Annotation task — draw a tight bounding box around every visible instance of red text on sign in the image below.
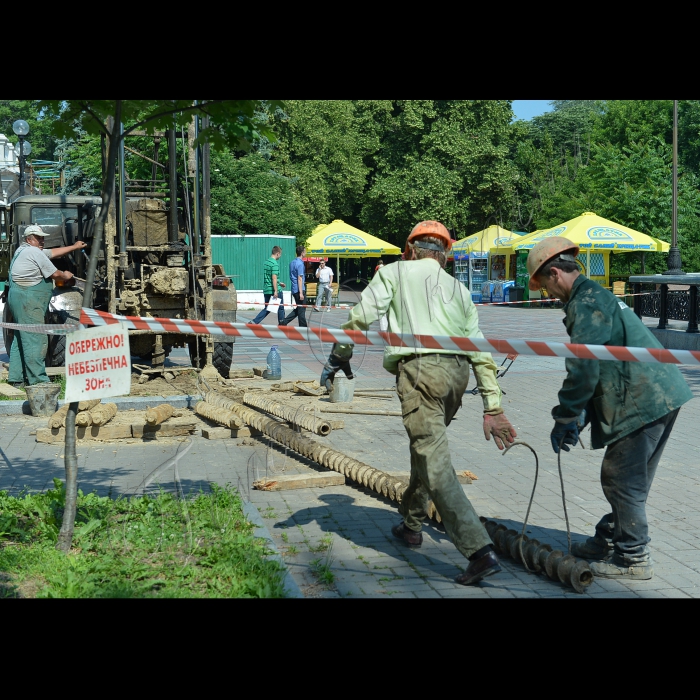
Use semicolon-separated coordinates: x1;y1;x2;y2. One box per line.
85;377;112;391
69;334;124;355
67;355;129;376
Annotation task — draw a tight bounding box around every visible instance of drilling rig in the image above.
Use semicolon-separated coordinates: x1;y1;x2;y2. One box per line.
1;116;237;377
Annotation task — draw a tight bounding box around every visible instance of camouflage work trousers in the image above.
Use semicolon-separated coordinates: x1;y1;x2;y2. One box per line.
397;354;492;560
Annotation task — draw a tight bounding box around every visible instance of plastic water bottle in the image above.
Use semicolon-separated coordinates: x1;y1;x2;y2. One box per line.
266;345;281;380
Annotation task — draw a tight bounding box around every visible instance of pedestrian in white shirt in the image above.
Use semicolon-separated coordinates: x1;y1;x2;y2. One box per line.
314;260;334;312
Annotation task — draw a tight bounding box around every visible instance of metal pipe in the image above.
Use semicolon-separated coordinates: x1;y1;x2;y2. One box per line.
673;99;678;250
317;406;402;416
18;137;25;197
118;122;127;258
481;517;594;594
210;393;410;503
243;392;332;436
167;129;179;244
193;113;201;253
664;99;684;275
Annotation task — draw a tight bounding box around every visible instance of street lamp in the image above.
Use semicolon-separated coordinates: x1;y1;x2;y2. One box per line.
12;119;31;197
664;100;685;275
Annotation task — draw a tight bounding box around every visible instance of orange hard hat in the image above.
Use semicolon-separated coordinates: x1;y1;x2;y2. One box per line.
527;236;579;291
405;220;452;258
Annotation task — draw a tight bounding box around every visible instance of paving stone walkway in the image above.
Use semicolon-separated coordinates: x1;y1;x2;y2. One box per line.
1;303;699;598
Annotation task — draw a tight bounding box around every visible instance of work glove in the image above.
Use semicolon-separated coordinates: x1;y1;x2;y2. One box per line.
483;413;517;450
550;420;579;453
321;343;354;392
550;406;591;453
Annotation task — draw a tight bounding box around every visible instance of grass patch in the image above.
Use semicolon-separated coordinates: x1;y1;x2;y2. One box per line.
51;374;66;400
0;374;65;401
0;480;287;598
0;377;24;400
310;537;335;586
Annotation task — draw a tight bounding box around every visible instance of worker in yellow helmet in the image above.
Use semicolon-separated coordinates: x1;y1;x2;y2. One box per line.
527;236;692;580
321;220;517;586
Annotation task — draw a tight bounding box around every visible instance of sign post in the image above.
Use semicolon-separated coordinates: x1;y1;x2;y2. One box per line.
65;323;131;402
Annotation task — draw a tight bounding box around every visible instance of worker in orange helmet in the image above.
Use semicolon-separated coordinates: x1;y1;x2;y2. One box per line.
527;236;692;580
321;220;517;586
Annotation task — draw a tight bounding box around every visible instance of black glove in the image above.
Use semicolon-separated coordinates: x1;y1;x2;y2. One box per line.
551;420;579;453
321;343;354;392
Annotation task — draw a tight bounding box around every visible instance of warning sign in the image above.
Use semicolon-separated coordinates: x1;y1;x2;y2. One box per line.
65;323;131;402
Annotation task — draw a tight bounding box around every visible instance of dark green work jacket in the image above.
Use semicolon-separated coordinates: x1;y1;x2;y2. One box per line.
555;275;693;449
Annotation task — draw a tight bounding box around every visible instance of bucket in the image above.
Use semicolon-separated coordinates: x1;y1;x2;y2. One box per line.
25;383;61;417
328;376;355;403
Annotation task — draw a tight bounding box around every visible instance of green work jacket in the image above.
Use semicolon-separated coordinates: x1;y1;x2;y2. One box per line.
555;275;693;449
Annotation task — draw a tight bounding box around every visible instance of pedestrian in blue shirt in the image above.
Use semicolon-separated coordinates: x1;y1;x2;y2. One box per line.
280;245;308;327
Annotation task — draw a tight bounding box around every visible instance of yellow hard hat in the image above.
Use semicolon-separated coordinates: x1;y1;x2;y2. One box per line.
527;236;579;291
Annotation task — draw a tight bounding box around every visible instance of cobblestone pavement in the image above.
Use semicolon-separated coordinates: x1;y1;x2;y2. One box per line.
2;302;699;598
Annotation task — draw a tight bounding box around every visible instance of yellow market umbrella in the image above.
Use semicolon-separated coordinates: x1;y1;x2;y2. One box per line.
305;219;400;288
305;219;400;257
495;213;664;286
613;236;670;254
652;237;671;252
505;213;660;253
451;225;520;257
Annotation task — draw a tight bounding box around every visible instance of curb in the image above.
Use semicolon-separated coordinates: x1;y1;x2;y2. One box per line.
242;500;304;599
0;394;200;416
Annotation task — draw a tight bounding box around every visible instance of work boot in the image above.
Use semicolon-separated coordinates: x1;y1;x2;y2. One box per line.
571;536;613;561
391;522;422;548
455;550;501;586
9;382;25;389
590;558;654;580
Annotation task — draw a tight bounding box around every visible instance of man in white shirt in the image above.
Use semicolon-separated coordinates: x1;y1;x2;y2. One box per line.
7;224;84;387
314;260;334;312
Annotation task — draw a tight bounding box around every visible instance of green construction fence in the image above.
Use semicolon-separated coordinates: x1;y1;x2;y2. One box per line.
211;235;297;291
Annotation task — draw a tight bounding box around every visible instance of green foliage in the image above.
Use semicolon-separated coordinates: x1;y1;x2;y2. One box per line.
270;100;388;224
585;137;700;273
51;373;66;400
309;536;335;586
360;100;517;244
0;481;286;598
210;151;313;238
593;100;673;150
0;100;57;161
506;99;700;274
27;98;700;272
38;100;282;153
54;133;102;196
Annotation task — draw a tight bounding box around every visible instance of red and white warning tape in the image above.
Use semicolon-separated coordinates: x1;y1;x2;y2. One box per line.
0;321;81;335
80;308;700;367
239;291;653;310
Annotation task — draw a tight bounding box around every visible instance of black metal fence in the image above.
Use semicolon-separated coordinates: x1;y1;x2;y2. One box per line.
632;282;700;333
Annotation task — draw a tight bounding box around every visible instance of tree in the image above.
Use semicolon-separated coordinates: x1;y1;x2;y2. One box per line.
506;101;603;232
54;132;102;196
210;150;312;238
585;137;700;274
0;100;57;161
361;100;517;244
269;100;382;225
39;99;282;553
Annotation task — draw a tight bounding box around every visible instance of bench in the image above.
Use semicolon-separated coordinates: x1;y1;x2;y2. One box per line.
304;282;338;308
